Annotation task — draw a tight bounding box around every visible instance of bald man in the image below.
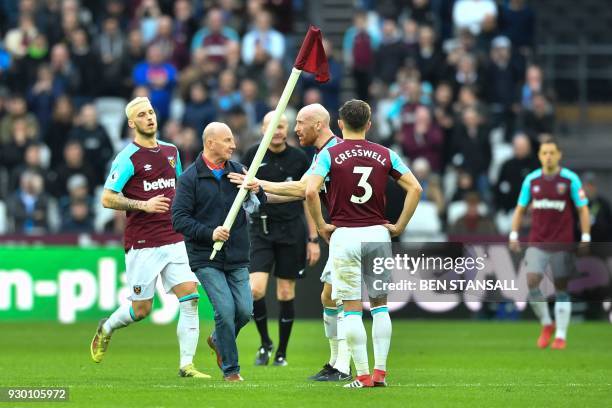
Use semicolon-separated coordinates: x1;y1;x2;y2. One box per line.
91;97;209;379
242;111;319;367
228;104;352;382
172;122;267;381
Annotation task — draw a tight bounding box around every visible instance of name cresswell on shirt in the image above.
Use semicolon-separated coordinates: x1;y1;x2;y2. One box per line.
333;148;387;166
143;177;176;191
532;198;566;212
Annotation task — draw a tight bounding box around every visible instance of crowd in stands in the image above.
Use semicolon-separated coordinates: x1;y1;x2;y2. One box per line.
0;0;610;242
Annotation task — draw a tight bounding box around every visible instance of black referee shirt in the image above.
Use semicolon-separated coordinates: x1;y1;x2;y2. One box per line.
242;143;310;222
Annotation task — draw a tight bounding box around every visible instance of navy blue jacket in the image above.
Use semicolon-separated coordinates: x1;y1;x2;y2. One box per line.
172;155;266;271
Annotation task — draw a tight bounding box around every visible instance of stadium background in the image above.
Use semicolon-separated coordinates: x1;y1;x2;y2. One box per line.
1;0;610;323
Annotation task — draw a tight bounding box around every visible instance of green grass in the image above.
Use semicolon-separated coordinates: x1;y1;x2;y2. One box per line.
1;320;611;407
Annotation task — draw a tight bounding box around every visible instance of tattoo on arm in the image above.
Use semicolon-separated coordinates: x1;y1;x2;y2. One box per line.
104;191;146;212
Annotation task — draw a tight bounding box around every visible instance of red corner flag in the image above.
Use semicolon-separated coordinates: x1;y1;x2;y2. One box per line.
294;26;330;83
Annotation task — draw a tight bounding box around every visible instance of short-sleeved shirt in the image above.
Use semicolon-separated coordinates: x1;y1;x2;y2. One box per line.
243;144;309;221
104;140;184;250
517;168;588;243
310;139;410;227
305;135;343;209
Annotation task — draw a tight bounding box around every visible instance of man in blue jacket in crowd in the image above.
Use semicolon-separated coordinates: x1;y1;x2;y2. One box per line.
172;121;266;382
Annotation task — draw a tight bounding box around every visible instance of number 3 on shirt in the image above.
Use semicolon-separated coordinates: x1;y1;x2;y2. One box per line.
351;166;373;204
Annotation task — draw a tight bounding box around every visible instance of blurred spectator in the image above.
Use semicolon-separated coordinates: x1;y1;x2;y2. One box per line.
451;107;491;197
58;173;93;222
100;0;129;30
449;191;497;234
120;28;145;94
95;17;125;96
520;64;551;109
582;173;612;243
0;43;11;84
175;126;201;168
0;119;37;173
132;44;177;125
454;85;487;119
177;48;216;99
452;53;480;97
451;168;476;202
223;106;257;158
69;28;98;101
401;106;444;172
49;43;81;97
190;8;239;73
182;81;217;136
416;24;447;87
135;0;162;44
452;0;497;36
67;104;113;185
498;0;535;55
239;78;269;130
61;198;93;233
3;13;38;58
45;95;75;168
241;9;286;68
401;18;420;53
0;94;39;145
518;93;555;140
483;36;523;139
374;19;408;86
408;0;434;25
264;0;294;34
27;64;64;129
393;77;426;144
149;14;189;70
9;141;45;192
215;69;241;113
412;157;445;215
6;170;50;234
48;139;96;198
173;0;198;46
494;133;538;212
301;39;343;113
343;10;380;101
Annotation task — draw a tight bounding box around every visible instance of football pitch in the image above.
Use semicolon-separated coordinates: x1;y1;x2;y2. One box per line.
1;320;611;407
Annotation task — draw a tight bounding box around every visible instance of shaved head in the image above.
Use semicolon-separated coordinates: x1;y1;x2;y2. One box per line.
203;121;232;142
297;103;330;127
262;111;288;130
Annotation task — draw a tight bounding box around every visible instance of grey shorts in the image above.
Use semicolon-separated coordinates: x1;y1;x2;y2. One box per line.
523;247;576;278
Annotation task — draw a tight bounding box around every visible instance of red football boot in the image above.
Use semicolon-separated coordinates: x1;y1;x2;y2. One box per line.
551;338;566;350
372;369;387;387
537;324;555;349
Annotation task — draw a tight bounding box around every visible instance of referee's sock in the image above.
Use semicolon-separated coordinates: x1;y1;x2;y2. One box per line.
253;297;272;347
276;299;295;358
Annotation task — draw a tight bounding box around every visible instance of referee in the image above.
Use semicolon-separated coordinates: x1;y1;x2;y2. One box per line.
243;111;321;366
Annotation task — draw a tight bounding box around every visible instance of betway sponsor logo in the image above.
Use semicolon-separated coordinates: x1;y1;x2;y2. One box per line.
532;198;566;212
143;178;175;191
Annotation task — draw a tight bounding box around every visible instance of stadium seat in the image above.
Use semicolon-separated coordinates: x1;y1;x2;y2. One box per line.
0;200;7;234
95;97;127;150
446;200;488;226
401;201;442;241
94;186;115;233
488;143;514;184
495;210;514;235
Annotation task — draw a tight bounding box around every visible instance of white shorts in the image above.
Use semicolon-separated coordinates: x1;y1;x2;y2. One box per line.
329;225;391;302
320;257;333;284
125;241;199;301
523;247;576;279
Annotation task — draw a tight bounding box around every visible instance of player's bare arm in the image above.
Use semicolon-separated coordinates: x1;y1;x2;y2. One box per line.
101;189;170;213
578;205;591;248
386;172;423;237
304;201;321;266
509;205;526;252
305;174;335;242
266;193;303;204
228;171;307;198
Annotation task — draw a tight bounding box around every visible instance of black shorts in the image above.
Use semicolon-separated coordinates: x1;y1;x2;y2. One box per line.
249;217;307;279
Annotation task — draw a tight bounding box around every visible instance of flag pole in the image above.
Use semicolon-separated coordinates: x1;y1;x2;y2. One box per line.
210;67;303;260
